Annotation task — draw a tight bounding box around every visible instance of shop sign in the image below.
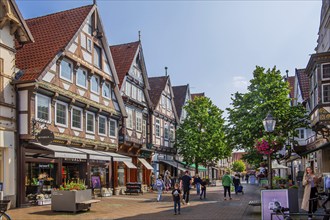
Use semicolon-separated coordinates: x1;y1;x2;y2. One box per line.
36;129;54;146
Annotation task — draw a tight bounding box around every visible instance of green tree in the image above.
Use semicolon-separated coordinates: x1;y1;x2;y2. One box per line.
231;160;246;173
226;66;309;165
176;96;230;174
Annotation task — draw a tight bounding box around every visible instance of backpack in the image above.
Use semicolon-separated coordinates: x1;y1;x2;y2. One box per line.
326;177;330;189
156;179;163;187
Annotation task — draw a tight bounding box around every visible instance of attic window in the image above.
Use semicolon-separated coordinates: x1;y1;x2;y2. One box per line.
93;45;102;69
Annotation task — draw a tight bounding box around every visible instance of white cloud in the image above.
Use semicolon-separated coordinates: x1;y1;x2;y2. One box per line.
232;76;249;91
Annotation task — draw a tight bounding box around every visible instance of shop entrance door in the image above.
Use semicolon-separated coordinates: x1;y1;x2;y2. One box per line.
62;162;85;184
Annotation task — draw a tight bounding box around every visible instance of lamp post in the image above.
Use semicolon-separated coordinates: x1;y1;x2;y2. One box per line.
263;113;276;189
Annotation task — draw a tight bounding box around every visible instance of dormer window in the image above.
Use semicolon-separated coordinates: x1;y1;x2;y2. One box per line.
60;59;73;82
322;63;330;80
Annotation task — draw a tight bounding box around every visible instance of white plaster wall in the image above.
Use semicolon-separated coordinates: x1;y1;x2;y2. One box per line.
68;43;77;53
42;72;55;83
0;131;15;196
18;90;28;111
82;51;92;64
19;114;28;134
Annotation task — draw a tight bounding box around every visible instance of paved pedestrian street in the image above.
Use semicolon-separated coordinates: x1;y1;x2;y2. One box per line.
7;183;261;220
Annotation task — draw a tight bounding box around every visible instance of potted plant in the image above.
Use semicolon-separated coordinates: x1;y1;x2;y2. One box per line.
51;179;91;212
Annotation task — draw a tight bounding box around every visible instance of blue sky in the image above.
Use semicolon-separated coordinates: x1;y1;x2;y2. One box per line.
17;0;321;117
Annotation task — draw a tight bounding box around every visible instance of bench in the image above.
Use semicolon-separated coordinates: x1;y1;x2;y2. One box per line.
248;200;261;206
76;199;100;213
125;182;143;195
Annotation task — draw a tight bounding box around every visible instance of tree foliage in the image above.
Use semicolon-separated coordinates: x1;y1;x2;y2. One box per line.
231;160;246;173
226;66;309;166
176;96;230;174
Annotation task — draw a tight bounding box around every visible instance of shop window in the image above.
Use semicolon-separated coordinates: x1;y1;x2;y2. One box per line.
102;82;111;99
86;111;95;134
60;59;73;82
109;119;117;137
71;107;82;130
98;115;107;136
118;162;125;186
91;75;99;94
91;166;108;187
76;68;87;88
55;101;68;127
36;94;51;123
136;111;142;132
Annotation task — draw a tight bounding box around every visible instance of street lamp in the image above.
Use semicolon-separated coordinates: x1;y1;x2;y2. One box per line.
263;113;276;189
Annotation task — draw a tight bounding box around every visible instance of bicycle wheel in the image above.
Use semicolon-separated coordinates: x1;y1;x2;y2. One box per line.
0;211;11;220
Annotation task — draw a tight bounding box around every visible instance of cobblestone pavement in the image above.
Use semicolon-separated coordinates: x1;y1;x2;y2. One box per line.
7;183;262;220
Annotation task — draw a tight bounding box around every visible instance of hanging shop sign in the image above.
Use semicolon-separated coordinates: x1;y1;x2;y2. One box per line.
36;129;54;146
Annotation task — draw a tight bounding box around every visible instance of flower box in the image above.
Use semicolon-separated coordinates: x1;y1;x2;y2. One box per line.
51;189;92;212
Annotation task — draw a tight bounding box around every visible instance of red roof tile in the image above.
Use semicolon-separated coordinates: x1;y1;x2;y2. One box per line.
296;68;309;101
110;41;140;88
16;5;93;82
148;76;168;107
173;85;188;119
191;93;205;100
287;76;295;99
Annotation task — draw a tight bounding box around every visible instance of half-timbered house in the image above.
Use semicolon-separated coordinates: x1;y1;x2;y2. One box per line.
0;0;33;207
148;76;178;177
110;41;154;190
15;4;127;206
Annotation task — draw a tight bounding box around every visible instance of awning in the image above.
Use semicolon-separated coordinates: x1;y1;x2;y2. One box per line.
32;143;87;159
101;151;132;162
72;148;111;161
181;161;207;171
159;160;193;172
299;142;330;157
272;161;289;169
138;158;153;170
123;161;137;169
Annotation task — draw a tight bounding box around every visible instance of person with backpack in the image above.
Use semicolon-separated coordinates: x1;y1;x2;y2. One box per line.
156;175;165;202
172;183;181;215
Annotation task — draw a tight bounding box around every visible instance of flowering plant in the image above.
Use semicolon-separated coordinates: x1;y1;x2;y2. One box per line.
255;137;282;155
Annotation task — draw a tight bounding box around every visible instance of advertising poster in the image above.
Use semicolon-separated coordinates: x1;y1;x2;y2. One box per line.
91;175;101;189
261;189;289;220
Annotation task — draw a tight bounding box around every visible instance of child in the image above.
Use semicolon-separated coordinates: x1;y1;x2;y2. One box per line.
172;183;181;215
200;178;207;200
156;175;164;202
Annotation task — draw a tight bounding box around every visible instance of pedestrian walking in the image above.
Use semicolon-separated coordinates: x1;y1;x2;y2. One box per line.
301;167;322;220
180;170;192;205
172;183;181;215
156;175;165;202
245;173;249;184
150;172;155;192
233;174;241;194
222;171;233;200
194;174;202;195
200;178;207;200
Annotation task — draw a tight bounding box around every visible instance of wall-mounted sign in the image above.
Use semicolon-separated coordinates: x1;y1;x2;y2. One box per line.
36;129;54;146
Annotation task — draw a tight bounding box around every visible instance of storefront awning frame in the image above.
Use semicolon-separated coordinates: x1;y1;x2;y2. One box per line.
72;147;111;161
138;158;153;170
123;161;137;169
32;143;87;159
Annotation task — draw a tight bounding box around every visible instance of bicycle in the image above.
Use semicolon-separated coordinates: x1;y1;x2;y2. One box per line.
270;201;292;220
0;200;12;220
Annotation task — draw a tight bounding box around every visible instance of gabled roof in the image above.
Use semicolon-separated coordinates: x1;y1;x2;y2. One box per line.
287;76;295;100
110;41;140;88
148;76;169;107
172;85;188;119
16;5;94;82
191;93;205;101
296;68;309;101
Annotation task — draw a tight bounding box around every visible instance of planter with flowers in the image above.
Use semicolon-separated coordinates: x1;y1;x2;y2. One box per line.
51;180;92;213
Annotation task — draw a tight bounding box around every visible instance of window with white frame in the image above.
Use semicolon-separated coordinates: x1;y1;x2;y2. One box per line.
296;128;305;139
137;89;143;102
132;85;137;100
323;84;330;103
164;122;169;140
155;119;160;137
94;45;102;69
102;82;111;99
136;111;142;132
71;107;82;130
87;38;92;52
167;97;172;111
170;124;174;140
162;95;166;108
86;17;93;35
55;101;68;127
86;112;95;133
36;94;51;122
142;120;146;138
125;81;131;96
126;107;133;129
322;63;330;79
98;115;107;135
76;68;87;88
91;75;99;94
109;119;117;137
60;59;73;82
